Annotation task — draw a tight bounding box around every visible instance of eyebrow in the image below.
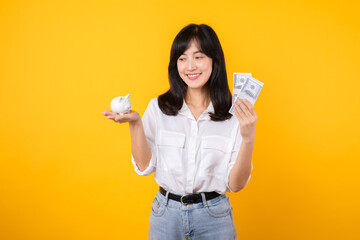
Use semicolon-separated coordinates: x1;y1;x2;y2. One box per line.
181;50;204;56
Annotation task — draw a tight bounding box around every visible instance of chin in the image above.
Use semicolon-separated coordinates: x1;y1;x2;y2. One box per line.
187;84;205;90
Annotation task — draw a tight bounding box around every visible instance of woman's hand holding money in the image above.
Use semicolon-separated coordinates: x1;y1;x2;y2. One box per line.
101;110;140;123
234;98;257;143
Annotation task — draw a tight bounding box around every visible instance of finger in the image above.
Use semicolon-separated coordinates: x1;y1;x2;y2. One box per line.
234;109;244;123
237;99;253;119
242;98;256;116
234;104;240;118
234;103;245;122
235;99;247;115
102;110;113;116
107;111;119;118
235;102;254;126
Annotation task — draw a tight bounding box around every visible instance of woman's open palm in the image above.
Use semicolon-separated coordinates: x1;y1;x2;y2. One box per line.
101;110;140;123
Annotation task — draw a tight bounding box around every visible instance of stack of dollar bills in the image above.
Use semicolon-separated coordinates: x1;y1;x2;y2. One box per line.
229;73;264;115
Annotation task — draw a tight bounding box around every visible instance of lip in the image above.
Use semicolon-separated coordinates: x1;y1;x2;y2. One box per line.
186;73;201;80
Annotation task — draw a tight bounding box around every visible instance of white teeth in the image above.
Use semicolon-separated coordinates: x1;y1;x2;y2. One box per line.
187;74;199;77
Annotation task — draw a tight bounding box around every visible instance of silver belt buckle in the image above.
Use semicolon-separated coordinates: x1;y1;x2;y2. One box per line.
180;194;190;205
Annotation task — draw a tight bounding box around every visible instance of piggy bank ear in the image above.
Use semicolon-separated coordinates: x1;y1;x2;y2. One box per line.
125;94;130;100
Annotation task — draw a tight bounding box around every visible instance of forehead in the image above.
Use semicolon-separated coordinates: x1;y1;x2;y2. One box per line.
182;40;202;55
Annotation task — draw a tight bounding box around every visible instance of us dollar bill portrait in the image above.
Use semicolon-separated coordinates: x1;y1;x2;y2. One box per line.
240;76;262;101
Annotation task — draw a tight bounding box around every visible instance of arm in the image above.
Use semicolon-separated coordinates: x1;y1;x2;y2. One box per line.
228;140;254;192
228;98;257;192
129;118;152;171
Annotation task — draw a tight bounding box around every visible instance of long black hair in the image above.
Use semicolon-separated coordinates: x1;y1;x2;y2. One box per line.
158;24;232;121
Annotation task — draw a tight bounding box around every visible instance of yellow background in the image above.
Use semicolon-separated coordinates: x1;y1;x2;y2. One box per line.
1;0;359;239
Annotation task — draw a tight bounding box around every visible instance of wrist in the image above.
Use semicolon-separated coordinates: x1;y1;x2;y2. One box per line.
129;117;141;128
242;137;255;144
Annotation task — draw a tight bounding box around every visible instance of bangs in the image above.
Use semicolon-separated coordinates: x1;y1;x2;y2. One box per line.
172;26;212;60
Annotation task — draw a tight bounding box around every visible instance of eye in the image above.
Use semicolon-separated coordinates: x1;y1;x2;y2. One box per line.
195;56;204;60
178;57;186;62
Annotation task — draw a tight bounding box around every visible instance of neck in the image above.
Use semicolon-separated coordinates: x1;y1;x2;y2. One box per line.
185;88;210;108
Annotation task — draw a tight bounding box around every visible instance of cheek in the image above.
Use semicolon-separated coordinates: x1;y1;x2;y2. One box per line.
200;60;212;72
177;63;184;74
202;64;212;76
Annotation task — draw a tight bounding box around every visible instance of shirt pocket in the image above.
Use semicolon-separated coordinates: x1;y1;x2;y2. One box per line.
156;130;186;175
200;135;232;177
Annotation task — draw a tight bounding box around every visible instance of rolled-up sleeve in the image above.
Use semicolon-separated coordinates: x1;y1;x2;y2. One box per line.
131;99;157;176
226;122;253;192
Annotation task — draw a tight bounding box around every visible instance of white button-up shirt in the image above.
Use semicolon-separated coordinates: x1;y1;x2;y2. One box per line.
131;97;252;195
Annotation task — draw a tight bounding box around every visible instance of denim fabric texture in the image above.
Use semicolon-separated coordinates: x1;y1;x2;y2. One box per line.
149;190;237;240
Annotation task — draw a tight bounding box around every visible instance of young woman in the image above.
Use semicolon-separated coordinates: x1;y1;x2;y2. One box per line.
102;24;257;240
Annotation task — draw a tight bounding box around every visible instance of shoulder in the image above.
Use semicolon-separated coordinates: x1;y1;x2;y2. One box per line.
147;97;159;110
149;97;158;105
143;97;160;116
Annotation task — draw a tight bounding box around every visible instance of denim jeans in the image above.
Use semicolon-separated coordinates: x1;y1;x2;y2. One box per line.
149;190;237;240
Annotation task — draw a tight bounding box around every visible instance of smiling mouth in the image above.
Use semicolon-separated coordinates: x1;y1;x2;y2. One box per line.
186;73;201;80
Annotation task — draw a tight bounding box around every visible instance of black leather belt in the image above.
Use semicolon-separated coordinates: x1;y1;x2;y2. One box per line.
159;187;220;205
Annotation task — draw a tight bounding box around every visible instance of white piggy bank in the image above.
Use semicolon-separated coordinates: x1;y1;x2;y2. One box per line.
110;94;132;115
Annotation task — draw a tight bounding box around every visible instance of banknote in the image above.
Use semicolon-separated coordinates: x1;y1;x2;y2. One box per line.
229;73;264;115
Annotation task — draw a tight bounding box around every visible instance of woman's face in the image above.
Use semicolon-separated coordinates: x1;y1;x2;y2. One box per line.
177;40;213;92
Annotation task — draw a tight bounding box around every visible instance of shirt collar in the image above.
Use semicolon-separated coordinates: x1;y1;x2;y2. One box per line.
178;99;214;121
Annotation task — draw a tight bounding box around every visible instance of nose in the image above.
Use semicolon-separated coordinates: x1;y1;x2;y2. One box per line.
187;58;196;71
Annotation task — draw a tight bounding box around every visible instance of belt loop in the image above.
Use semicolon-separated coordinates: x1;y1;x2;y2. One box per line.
164;190;170;206
200;192;208;207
